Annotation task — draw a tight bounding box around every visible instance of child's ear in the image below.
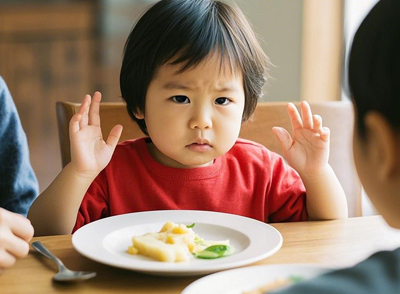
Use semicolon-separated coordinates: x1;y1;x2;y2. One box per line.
364;112;399;180
134;110;144;120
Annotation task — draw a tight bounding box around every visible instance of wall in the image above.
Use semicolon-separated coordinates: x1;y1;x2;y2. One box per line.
233;0;303;102
0;1;98;192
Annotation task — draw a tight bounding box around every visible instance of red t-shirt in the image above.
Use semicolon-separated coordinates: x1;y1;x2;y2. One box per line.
73;138;307;232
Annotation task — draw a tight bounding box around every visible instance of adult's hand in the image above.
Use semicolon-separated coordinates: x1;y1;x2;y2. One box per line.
0;207;34;270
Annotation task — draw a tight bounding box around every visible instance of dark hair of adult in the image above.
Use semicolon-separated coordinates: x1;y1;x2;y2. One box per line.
348;0;400;138
120;0;269;135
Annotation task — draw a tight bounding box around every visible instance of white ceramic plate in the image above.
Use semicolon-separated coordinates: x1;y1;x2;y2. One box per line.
182;264;335;294
72;210;282;276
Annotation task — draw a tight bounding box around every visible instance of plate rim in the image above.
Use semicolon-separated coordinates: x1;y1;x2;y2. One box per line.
72;210;283;276
181;263;336;294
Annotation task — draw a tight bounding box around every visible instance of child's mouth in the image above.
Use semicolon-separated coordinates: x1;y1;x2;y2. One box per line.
186;142;212;152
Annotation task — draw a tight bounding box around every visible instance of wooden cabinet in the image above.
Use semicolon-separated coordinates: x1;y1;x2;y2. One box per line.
0;1;99;191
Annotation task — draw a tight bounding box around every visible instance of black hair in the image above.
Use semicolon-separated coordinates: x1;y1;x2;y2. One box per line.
120;0;269;135
348;0;400;137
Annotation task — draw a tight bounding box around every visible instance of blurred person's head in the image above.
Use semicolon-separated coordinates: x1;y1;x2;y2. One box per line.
349;0;400;227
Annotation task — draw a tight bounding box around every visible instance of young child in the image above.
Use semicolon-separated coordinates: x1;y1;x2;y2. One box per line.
273;0;400;292
28;0;347;236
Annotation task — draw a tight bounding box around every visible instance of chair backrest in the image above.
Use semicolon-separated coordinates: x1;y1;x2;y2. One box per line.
56;100;361;217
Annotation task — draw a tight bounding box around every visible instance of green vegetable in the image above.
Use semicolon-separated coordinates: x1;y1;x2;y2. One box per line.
186;223;195;228
194;236;207;246
288;275;305;283
194;244;235;259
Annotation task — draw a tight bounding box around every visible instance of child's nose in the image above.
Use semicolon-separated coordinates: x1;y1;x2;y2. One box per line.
189;109;212;130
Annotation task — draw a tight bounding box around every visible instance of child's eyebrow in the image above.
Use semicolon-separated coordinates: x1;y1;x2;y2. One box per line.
162;82;190;90
162;82;240;93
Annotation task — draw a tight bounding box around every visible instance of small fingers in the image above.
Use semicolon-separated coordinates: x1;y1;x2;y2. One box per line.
319;126;330;142
313;114;322;132
287;103;303;131
106;125;123;149
69;113;82;136
88;91;102;127
312;114;330;141
300;101;313;129
272;126;293;152
78;95;91;129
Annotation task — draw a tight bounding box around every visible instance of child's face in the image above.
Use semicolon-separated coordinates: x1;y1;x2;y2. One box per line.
138;53;245;168
352;110;400;228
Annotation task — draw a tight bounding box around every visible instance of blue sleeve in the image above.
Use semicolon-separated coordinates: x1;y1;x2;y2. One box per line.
0;76;39;216
272;248;400;294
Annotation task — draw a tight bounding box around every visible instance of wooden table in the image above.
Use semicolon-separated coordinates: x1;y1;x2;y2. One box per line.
2;215;400;293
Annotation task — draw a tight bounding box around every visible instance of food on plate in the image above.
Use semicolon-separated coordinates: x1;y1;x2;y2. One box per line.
243;275;305;294
127;221;235;262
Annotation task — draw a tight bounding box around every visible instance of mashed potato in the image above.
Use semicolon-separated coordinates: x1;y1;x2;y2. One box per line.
127;221;233;262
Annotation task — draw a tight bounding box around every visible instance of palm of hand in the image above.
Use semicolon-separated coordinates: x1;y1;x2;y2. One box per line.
69;92;122;178
273;102;330;176
72;124;115;174
284;128;329;175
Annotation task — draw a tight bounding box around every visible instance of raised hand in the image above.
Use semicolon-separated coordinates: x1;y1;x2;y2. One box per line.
272;101;330;176
69;92;123;179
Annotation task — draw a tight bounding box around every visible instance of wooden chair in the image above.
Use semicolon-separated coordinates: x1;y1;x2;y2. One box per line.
56;100;361;217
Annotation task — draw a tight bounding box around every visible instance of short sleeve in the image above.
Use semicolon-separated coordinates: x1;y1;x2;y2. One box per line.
72;171;110;233
265;153;307;222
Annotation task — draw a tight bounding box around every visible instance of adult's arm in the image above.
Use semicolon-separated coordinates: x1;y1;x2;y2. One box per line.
0;76;38;216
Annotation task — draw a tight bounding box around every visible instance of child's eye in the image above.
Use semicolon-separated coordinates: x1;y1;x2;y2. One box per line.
171;96;190;104
215;97;231;105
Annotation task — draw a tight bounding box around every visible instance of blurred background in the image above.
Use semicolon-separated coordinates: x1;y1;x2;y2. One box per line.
0;0;377;213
